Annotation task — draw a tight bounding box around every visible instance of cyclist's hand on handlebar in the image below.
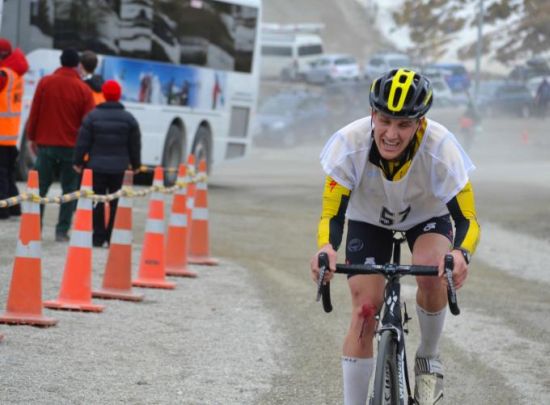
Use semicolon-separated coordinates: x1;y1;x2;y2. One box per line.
439;250;468;289
310;244;337;283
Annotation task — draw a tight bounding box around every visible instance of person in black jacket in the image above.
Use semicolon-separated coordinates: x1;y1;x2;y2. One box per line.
74;80;141;247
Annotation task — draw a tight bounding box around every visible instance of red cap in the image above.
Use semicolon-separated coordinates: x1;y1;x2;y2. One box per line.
102;79;122;102
0;38;12;58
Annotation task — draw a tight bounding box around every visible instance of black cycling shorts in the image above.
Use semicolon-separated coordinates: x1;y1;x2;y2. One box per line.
345;215;453;272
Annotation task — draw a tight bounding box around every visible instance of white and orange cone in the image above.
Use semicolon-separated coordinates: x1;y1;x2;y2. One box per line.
93;171;144;301
0;170;58;326
166;164;197;277
44;169;105;312
132;166;176;289
188;159;218;265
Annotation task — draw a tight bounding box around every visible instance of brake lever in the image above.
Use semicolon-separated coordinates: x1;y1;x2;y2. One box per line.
316;252;329;302
316;252;333;313
444;254;460;316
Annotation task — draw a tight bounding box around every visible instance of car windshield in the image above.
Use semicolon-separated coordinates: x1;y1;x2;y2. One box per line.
335;57;356;65
448;66;467;75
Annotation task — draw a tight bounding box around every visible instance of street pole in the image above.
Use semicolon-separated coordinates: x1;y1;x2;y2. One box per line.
474;0;484;99
0;0;4;33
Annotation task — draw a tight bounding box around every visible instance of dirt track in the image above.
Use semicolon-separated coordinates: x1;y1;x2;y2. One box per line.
1;80;549;403
207;85;550;404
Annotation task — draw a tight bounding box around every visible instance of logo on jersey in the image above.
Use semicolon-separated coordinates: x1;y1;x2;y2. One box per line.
423;222;436;232
379;206;411;226
329;180;337;192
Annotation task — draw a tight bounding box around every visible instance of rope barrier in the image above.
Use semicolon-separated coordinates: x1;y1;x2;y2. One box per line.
0;173;201;208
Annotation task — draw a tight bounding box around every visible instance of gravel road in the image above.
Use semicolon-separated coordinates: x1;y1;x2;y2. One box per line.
1;83;550;404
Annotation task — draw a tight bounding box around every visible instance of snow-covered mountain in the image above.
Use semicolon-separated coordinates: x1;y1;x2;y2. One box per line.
263;0;510;74
355;0;545;75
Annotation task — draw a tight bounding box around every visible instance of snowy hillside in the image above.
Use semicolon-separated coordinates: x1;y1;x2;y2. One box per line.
263;0;392;62
354;0;529;74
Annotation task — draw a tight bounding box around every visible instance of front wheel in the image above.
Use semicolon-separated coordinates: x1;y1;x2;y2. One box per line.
371;330;400;405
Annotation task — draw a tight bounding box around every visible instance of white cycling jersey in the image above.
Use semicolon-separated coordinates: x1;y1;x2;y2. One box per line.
320;116;475;231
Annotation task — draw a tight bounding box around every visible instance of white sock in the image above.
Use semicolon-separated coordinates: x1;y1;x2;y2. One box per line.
342;356;374;405
416;305;446;359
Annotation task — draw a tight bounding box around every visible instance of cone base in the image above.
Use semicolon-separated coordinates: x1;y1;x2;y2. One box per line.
0;312;58;327
44;299;104;313
188;256;219;266
166;267;198;278
92;288;144;302
132;279;176;289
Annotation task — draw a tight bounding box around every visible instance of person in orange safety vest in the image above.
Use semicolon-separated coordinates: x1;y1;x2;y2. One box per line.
80;50;105;105
0;38;29;219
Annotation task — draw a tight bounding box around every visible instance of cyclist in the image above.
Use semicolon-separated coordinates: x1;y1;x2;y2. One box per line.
310;68;480;405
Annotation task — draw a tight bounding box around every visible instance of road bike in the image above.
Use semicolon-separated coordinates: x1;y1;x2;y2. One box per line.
316;234;460;405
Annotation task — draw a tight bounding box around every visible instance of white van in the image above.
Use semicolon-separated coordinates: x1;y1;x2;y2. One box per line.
260;24;324;80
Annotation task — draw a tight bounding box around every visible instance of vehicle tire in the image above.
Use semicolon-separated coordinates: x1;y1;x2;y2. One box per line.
16;132;35;181
161;124;184;186
192;126;212;174
371;330;400;405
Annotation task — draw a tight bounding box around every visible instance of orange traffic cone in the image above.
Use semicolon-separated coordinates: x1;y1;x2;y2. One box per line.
0;170;58;326
166;164;197;277
132;166;176;289
93;171;144;301
188;159;218;265
44;169;105;312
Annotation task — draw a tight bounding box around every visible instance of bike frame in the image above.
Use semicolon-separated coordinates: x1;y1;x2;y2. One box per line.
316;233;459;404
376;237;414;404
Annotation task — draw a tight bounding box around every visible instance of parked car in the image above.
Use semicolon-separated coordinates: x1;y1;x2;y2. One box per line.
304;54;360;84
430;77;457;107
252;90;329;147
260;26;324;81
424;63;470;92
509;57;550;82
475;80;533;118
363;52;412;82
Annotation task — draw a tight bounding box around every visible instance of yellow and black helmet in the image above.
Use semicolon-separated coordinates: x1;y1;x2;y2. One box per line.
369;68;433;119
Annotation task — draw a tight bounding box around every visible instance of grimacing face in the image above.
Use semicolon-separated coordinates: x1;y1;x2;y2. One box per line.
372;110;420;161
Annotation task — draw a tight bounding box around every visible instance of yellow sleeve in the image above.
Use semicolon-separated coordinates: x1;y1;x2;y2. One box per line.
447;180;480;255
317;176;351;249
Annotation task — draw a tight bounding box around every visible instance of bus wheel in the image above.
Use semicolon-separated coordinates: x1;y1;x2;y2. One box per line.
192;127;211;174
162;124;184;186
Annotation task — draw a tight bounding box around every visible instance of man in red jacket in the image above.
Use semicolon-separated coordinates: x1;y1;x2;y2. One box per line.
0;38;29;219
26;48;95;241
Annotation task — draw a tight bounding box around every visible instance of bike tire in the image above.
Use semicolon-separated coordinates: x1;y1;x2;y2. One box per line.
371;330;401;405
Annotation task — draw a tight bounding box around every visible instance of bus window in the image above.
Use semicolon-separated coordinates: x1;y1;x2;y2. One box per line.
26;0;258;73
3;0;262;180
